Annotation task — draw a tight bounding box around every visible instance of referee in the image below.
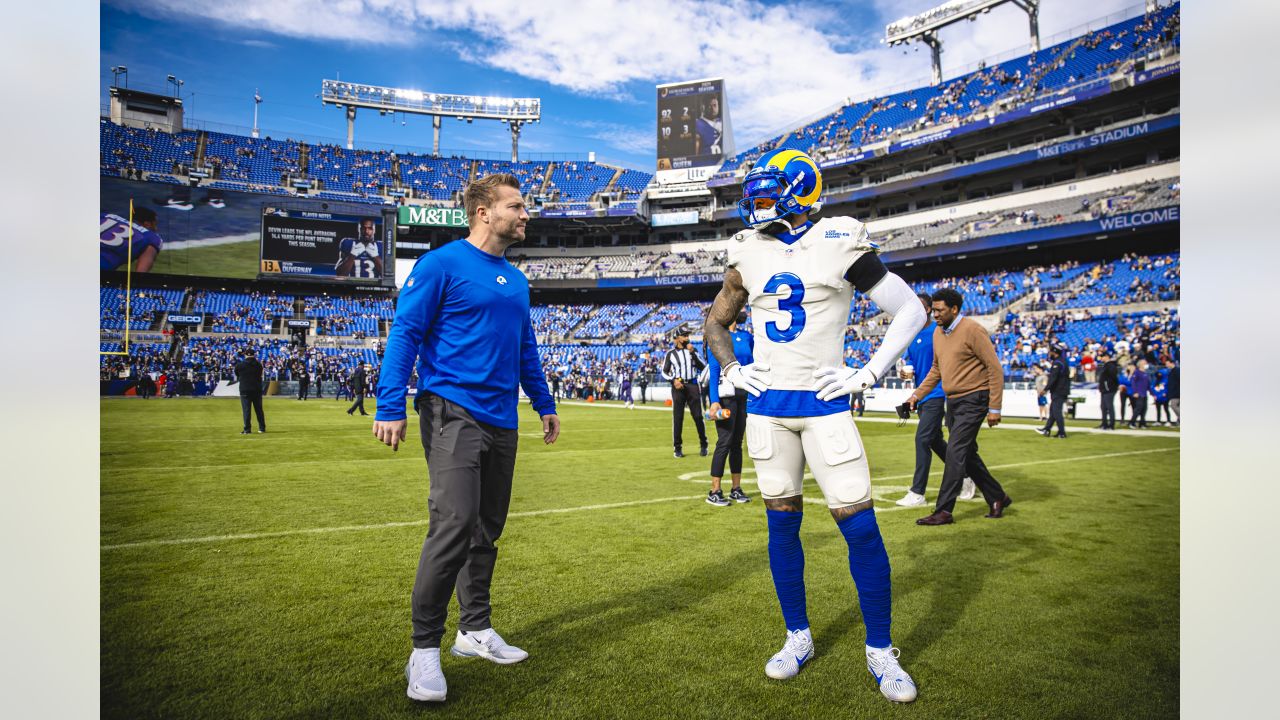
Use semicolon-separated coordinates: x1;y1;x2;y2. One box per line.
662;324;708;458
373;173;560;704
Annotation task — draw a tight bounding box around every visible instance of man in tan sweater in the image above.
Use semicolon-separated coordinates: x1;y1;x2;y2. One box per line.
907;288;1012;525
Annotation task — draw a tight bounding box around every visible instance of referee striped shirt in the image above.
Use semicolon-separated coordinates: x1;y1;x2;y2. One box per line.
661;347;705;384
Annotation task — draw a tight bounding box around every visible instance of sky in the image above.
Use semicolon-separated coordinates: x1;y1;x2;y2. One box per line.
100;0;1148;169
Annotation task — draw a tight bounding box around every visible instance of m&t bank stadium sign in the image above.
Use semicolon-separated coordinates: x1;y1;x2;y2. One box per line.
398;206;468;228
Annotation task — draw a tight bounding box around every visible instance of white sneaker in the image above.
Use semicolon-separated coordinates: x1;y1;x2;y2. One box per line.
450;628;529;665
405;648;446;702
895;491;927;507
867;645;917;703
765;629;814;680
959;477;976;500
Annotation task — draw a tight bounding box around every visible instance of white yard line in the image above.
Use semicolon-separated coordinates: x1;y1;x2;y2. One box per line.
558;400;1179;438
101;495;706;551
102;447;1175;551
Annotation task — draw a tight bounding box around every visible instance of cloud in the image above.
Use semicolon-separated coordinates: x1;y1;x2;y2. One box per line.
235;39;277;49
570;120;655;156
106;0;1145;144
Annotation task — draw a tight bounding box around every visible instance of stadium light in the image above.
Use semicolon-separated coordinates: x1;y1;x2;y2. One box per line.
110;65;128;88
320;78;541;160
883;0;1040;84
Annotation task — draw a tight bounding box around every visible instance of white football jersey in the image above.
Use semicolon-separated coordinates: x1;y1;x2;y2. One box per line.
727;216;875;393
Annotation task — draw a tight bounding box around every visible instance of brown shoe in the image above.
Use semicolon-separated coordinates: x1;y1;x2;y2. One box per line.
916;510;954;526
985;495;1013;519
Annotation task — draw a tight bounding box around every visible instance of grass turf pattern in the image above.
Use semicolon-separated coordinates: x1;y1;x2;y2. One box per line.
102;398;1178;718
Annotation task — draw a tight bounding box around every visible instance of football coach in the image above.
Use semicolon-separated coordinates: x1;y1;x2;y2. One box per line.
373;173;560;703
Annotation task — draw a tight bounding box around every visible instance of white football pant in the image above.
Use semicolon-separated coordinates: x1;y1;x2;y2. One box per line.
745;412;872;507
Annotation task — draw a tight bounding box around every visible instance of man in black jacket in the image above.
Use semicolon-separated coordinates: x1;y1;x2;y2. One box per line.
1097;351;1119;430
235;349;267;434
347;363;370;416
1038;346;1070;438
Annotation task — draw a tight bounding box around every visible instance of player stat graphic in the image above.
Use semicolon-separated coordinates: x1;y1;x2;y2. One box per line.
260;208;388;282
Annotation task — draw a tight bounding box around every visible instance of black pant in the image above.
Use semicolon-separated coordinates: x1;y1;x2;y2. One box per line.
710;394;747;477
297;377;309;400
911;397;948;495
639;383;648;404
1130;396;1148;426
936;391;1006;514
850;392;865;416
314;379;323;398
1100;391;1116;429
348;391;367;415
412;393;519;648
240;393;265;432
1043;393;1066;436
671;382;707;451
1119;392;1128;421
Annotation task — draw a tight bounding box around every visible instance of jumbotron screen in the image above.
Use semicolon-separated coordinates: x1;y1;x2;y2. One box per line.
656;78;726;171
259;206;394;286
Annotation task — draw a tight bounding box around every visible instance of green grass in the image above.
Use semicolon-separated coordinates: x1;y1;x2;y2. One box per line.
146;240;259;279
101;398;1179;719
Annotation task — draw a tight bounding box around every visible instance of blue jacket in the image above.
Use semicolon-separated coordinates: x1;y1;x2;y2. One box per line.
905;323;945;403
706;328;754;404
374;239;555;428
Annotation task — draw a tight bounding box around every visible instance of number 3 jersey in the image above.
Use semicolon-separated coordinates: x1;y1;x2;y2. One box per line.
727;215;881;418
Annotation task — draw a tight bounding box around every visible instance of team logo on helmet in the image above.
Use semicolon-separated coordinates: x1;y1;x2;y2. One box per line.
737;149;823;229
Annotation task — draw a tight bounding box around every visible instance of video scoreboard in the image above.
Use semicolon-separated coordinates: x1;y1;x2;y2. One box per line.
259;204;395;287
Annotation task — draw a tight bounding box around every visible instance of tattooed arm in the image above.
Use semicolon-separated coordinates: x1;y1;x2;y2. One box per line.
704;267;748;368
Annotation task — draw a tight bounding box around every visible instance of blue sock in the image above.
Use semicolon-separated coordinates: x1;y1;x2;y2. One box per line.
838;510;892;648
766;509;809;631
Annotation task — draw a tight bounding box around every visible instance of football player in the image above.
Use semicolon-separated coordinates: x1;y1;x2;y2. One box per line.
704;149;927;703
100;207;164;272
336;218;384;278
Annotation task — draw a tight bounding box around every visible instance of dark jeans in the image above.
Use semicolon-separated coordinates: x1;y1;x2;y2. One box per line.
639;383;648;404
240;393;265;432
348;391;367;415
710;394;747;477
297;378;308;400
1100;391;1116;429
411;393;519;648
1130;396;1148;427
1043;393;1066;436
671;383;707;451
1155;400;1169;423
911;397;948;495
936;391;1006;514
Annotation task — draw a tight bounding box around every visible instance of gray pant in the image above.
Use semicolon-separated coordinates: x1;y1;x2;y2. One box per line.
910;397;948;495
411;393;519;648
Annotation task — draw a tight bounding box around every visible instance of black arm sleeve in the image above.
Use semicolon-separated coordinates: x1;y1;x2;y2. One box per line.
844;252;890;294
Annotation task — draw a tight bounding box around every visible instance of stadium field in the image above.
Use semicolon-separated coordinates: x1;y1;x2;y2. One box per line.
146;239;260;280
101;398;1178;719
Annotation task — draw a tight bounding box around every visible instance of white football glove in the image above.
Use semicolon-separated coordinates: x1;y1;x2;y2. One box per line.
717;379;737;398
724;362;771;397
811;366;876;401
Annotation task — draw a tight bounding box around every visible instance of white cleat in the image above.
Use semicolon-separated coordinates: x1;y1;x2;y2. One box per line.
959;477;976;500
895;491;927;507
765;629;814;680
450;629;529;665
405;648;447;702
867;645;917;703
